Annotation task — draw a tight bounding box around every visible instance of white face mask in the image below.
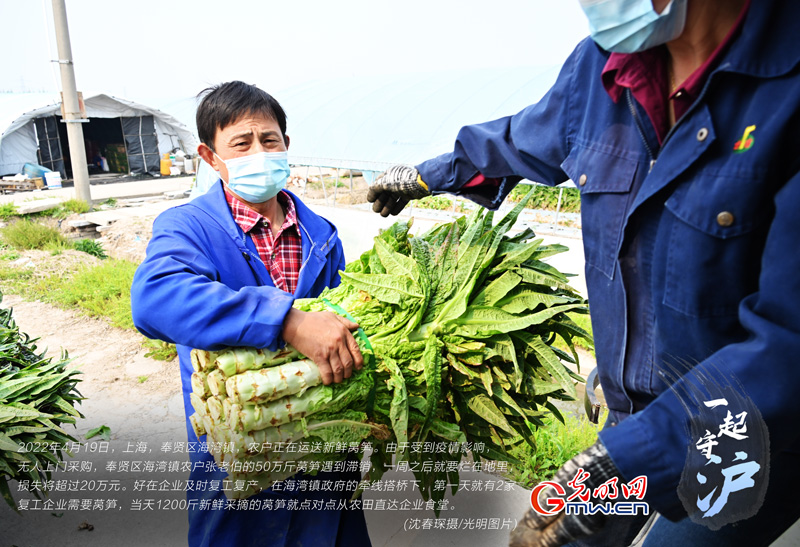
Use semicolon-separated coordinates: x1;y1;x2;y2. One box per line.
578;0;688;53
215;151;290;203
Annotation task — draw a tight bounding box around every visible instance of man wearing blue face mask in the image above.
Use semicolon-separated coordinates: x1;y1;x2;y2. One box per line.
368;0;800;546
131;81;370;547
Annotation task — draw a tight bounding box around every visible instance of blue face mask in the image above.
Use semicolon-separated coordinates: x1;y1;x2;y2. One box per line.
215;151;290;203
578;0;687;54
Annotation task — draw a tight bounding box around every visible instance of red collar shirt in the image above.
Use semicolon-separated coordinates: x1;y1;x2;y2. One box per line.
224;189;302;294
601;0;751;145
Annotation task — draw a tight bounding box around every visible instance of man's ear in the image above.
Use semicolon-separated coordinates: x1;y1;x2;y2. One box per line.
197;143;219;171
284;134;290;149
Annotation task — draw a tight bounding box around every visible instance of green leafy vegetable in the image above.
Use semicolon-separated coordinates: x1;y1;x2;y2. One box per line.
84;425;111;441
0;298;83;512
189;188;591;510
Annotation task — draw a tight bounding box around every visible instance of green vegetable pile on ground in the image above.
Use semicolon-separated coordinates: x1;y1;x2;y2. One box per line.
0;297;83;512
191;189;590;505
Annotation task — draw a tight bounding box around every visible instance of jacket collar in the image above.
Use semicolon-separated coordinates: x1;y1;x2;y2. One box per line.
190;180;341;297
720;0;800;79
592;0;800;82
192;180;249;248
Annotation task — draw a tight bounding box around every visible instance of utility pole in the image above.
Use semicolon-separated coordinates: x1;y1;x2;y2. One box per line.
51;0;92;206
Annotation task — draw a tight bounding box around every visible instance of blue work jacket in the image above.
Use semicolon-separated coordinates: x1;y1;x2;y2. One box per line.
131;181;369;546
417;0;800;521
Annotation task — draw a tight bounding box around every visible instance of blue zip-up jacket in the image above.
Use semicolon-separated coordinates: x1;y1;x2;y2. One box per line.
417;0;800;522
131;181;369;546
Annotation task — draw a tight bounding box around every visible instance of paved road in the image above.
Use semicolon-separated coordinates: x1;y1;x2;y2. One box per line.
0;175;195;206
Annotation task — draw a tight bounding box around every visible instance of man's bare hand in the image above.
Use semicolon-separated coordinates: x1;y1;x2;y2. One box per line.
509;504;596;547
282;309;363;385
508;441;615;547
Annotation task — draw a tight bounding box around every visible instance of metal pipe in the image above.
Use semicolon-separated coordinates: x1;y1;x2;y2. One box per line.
554;186;564;230
319;166;327;204
333;168;339;207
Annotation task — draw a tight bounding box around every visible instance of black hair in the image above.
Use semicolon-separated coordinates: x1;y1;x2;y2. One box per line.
196;81;288;151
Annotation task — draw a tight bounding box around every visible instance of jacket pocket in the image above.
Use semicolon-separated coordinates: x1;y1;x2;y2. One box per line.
562;145;638;280
662;171;771;317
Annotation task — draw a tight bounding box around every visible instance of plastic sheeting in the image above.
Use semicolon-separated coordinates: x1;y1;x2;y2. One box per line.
121;115;160;175
34;116;65;175
276;66;560;175
0;94;58;178
0;93;198;176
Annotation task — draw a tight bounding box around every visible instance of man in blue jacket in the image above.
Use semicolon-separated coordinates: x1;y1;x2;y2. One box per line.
367;0;800;545
131;81;370;547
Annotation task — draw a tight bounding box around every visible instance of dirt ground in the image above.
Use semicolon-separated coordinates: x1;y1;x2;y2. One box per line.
0;249;183;441
94;216;155;264
5;299;183;448
0;291;190;546
289;174;370;207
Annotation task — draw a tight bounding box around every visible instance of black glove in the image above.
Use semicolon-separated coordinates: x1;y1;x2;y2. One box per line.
366;165;431;217
509;441;621;547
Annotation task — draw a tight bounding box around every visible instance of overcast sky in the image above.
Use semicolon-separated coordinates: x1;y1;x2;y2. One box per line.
1;1;590;132
3;1;587;89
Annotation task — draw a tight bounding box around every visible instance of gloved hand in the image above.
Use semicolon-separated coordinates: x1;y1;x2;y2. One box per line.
367;165;431;217
509;441;620;547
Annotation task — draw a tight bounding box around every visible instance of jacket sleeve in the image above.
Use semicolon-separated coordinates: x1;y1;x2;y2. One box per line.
600;169;800;519
415;39;591;210
130;207;295;352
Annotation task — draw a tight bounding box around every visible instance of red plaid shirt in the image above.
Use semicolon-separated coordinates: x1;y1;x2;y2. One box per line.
224;189;302;294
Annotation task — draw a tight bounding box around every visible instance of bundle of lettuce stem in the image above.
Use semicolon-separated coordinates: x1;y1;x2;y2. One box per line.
190;190;590;504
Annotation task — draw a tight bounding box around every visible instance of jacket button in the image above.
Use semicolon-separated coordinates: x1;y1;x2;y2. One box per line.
717;211;735;227
578;174;587;186
697;127;709;141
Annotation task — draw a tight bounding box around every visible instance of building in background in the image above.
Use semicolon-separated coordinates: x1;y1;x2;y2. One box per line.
0;93;197;178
